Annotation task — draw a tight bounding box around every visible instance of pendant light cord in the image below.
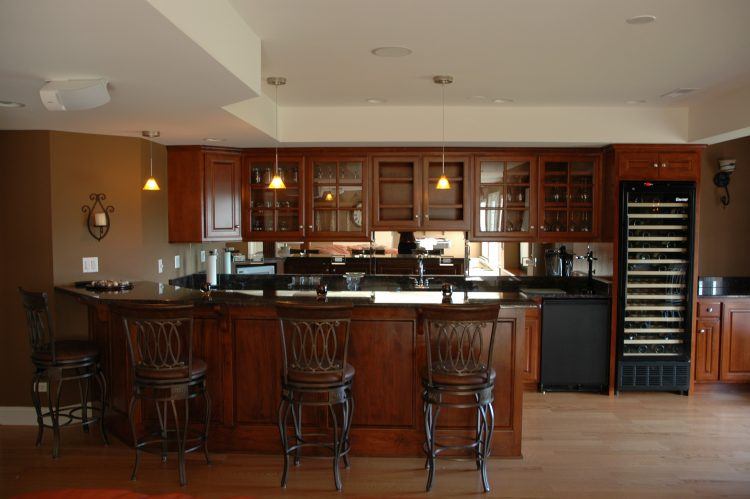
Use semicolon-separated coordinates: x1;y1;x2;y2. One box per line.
274;83;279;175
441;81;445;174
149;138;153;176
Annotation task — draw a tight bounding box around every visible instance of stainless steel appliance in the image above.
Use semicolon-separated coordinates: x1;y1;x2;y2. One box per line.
617;181;696;393
236;264;276;275
545;245;574;277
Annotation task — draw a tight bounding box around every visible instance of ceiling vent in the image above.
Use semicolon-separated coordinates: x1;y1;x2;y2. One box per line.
39;79;110;111
660;88;698;99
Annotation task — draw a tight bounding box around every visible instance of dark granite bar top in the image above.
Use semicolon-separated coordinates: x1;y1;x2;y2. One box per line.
56;274;609;308
698;277;750;298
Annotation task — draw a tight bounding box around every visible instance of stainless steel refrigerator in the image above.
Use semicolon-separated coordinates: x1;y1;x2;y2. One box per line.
617;181;696;393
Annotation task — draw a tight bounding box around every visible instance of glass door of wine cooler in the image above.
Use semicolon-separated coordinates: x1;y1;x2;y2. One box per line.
618;181;695;392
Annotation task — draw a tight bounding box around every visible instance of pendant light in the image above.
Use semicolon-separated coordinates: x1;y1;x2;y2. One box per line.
142;130;160;191
434;75;453;190
267;76;287;189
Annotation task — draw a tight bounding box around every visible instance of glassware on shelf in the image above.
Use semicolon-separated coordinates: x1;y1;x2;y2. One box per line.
252;168;261;184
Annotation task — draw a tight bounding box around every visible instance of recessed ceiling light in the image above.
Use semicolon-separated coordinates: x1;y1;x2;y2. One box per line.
660;88;698;99
626;99;646;104
493;98;514;104
365;98;386;104
469;95;487;101
626;15;656;25
203;137;225;142
371;46;412;57
0;100;25;108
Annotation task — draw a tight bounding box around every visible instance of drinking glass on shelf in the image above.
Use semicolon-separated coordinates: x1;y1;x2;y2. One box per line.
552;189;561;202
517;191;524;203
581;212;591;231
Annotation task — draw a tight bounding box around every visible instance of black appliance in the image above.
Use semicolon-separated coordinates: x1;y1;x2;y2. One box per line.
544;245;574;277
540;298;610;392
617;181;696;393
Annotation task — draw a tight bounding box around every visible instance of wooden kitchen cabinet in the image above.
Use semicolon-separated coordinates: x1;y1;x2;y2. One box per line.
422;155;471;230
522;305;541;389
243;155;305;241
307;156;369;241
720;300;750;382
538;154;601;240
694;318;721;382
614;146;701;181
168;147;242;242
472;155;537;240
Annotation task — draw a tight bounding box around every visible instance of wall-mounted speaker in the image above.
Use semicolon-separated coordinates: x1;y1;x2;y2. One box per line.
39;79;110;111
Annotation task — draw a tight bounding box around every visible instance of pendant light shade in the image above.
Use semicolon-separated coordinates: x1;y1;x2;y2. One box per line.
267;76;287;190
434;75;453;190
142;131;160;191
324;191;334;202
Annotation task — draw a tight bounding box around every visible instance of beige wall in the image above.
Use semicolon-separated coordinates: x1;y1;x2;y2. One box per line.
1;131;223;406
0;131;54;406
698;135;750;277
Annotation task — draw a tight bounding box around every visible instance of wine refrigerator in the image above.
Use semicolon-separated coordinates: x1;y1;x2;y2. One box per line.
617;181;696;393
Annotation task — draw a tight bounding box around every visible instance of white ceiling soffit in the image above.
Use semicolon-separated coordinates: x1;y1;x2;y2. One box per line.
688;81;750;144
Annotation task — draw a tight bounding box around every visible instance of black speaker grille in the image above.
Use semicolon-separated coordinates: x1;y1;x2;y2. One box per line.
619;361;690;391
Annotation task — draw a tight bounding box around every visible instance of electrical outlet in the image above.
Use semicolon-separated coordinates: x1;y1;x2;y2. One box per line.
37;381;48;393
82;257;99;273
157;259;164;274
200;250;206;263
174;255;181;269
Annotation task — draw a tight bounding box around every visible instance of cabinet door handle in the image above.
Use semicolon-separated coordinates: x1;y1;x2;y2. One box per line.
234;225;239;229
530;225;535;230
424;214;430;220
308;225;313;229
706;307;714;313
299;225;303;230
698;328;707;334
661;162;667;168
414;214;419;220
653;163;659;168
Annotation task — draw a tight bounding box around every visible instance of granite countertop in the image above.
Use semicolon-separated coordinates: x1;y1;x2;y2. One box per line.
56;274;609;308
698;277;750;298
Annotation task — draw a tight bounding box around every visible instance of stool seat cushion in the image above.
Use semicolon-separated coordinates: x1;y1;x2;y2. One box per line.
32;340;100;364
135;358;208;382
421;366;496;386
287;363;355;385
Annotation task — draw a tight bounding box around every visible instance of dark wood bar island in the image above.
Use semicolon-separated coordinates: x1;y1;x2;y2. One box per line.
57;277;532;458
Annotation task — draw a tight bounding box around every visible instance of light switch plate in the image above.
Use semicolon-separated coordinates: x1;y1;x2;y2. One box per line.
200;250;206;263
157;259;164;274
82;257;98;273
174;255;181;269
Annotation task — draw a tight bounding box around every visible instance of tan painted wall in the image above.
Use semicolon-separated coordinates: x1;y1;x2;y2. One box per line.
0;131;53;406
1;131;223;406
698;135;750;277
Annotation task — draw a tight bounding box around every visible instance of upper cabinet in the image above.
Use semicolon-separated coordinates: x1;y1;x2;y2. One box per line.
472;155;537;240
614;146;702;181
307;157;369;241
538;154;601;240
243;155;305;241
168;147;242;243
372;154;470;231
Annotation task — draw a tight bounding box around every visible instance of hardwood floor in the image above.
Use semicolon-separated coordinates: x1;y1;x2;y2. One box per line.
3;388;750;498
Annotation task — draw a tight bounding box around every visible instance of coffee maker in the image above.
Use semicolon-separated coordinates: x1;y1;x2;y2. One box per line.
545;245;574;277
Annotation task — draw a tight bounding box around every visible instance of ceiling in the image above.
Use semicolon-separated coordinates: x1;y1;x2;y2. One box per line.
1;0;749;146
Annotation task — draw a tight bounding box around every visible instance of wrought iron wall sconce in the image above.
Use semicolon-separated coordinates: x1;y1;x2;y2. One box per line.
713;158;736;208
82;193;114;241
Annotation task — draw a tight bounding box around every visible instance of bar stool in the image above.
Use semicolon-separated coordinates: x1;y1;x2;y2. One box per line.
115;303;211;486
276;301;355;491
19;288;109;458
419;303;501;493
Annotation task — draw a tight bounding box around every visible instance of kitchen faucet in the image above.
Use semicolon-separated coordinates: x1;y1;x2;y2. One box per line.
412;255;432;289
576;246;598;288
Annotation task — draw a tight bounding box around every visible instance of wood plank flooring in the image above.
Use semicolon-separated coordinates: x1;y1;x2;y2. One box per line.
2;388;750;498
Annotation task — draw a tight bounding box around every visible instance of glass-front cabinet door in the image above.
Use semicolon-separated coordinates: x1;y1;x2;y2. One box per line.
243;156;305;241
472;156;536;240
372;156;421;230
538;154;600;240
307;157;368;240
422;156;470;230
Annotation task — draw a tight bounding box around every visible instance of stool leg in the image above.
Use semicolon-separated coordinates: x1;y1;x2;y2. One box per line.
96;368;109;445
291;402;302;466
475;394;485;471
79;374;90;433
328;403;342;491
155;399;168;463
278;398;292;488
426;402;441;492
423;398;430;470
31;372;44;447
170;399;188;486
202;381;212;465
47;368;62;459
342;394;353;469
478;404;490;492
128;393;140;481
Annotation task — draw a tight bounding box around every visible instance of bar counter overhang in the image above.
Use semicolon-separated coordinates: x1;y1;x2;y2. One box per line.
56;275;541;458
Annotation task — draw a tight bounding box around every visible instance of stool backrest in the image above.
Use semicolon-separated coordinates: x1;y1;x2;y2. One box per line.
19;288;56;362
420;303;501;385
276;301;354;384
114;303;195;382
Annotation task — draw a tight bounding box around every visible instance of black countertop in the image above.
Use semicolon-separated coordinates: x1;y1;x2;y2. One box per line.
57;274;609;308
698;277;750;298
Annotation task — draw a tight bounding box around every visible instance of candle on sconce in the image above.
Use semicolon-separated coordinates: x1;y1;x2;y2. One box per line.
94;212;107;227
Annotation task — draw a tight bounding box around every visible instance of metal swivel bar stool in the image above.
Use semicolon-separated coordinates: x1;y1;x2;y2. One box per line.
115;303;211;486
19;288;109;458
276;301;355;491
420;303;501;493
